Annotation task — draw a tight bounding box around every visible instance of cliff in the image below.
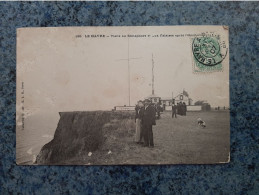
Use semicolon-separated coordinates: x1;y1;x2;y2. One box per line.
36;111;135;165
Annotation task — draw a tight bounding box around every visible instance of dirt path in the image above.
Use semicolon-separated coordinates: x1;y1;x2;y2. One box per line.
76;111;229;165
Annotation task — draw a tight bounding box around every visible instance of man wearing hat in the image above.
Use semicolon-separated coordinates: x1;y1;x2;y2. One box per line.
142;99;156;147
135;100;144;143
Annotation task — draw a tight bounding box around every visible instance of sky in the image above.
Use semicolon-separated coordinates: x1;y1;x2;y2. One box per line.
17;26;229;116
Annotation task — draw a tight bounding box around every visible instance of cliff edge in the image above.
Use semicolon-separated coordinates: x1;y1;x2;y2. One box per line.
36;111;134;165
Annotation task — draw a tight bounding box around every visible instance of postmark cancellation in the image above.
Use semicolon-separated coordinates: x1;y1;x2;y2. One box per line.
191;33;228;73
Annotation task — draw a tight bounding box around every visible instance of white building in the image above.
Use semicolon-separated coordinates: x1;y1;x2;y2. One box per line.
173;92;193;106
160;97;172;111
146;90;200;111
145;94;161;104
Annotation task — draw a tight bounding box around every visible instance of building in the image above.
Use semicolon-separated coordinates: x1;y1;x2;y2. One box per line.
160;97;172;111
173;92;193;106
145;94;161;104
146;90;197;111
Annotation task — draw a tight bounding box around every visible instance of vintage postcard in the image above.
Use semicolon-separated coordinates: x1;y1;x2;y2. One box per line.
16;26;229;165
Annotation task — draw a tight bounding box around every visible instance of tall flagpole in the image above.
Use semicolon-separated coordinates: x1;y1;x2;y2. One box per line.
152;53;154;95
115;38;142;106
128;38;130;106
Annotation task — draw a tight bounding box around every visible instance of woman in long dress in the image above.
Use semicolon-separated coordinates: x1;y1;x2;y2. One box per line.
135;101;144;143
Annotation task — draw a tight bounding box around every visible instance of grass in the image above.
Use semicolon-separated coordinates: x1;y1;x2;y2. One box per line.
36;110;230;165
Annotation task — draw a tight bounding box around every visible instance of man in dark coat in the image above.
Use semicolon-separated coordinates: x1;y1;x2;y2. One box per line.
179;102;183;115
176;103;180;115
135;101;144;143
183;102;187;116
142;99;156;147
155;103;161;119
172;103;177;118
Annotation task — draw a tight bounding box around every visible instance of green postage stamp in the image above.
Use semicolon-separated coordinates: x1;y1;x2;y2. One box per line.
192;34;228;73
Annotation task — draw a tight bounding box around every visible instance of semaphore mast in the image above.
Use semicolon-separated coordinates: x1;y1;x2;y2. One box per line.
116;38;141;106
152;53;155;95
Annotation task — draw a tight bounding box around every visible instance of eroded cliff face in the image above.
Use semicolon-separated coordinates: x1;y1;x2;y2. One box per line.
36;111;134;165
36;111;111;164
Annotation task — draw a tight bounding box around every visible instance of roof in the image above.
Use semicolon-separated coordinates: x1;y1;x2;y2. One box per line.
145;92;192;100
174;93;189;99
161;97;173;100
145;94;161;99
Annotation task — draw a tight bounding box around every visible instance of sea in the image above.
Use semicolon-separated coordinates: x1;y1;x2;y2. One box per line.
16;113;59;165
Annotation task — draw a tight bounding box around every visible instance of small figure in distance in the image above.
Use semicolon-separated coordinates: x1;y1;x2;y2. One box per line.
172;103;177;118
156;103;161;119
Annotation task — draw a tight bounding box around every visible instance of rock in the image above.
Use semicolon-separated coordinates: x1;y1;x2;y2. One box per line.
36;111;135;165
36;111;111;164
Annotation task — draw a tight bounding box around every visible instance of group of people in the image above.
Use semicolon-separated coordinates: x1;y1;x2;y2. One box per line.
135;99;156;148
172;102;187;118
134;100;188;147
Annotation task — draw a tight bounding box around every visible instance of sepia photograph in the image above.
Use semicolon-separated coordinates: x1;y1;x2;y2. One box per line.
16;26;230;165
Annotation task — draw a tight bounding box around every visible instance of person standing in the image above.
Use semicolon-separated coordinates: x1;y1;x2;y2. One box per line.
156;103;161;119
179;102;183;115
183;102;187;116
176;103;180;115
135;101;144;143
142;99;156;147
172;103;177;118
180;102;184;116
